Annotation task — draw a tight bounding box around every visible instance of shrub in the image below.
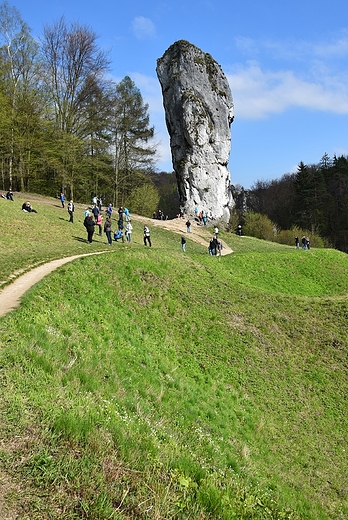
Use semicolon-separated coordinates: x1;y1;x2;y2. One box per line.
127;183;160;217
277;227;325;248
243;212;276;241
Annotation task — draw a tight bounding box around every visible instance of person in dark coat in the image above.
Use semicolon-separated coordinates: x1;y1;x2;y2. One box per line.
22;201;37;213
83;212;95;243
104;216;112;245
91;203;99;221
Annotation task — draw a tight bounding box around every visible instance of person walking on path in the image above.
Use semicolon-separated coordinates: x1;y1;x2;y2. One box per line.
181;235;186;252
144;225;152;247
104;216;113;245
186;219;191;233
214;226;219;240
60;192;65;208
67;200;74;223
126;221;133;242
84;212;96;243
209;236;218;256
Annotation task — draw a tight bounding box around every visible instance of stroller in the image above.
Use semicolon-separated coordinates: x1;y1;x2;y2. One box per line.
114;229;124;243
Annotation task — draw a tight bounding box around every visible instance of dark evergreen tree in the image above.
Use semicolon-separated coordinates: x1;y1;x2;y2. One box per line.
111;76;157;207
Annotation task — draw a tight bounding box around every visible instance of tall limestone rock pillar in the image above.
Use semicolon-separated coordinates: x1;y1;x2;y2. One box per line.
156;40;234;223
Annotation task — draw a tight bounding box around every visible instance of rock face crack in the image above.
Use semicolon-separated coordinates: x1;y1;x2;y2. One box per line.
156;40;234;222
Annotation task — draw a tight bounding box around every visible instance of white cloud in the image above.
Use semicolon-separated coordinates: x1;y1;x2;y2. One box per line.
130;72;164;112
131;16;156;40
235;31;348;62
227;61;348;120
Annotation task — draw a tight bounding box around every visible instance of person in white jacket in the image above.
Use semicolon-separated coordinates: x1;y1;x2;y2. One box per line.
126;221;133;242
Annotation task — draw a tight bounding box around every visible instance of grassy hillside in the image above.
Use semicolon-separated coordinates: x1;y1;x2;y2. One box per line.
0;194;347;519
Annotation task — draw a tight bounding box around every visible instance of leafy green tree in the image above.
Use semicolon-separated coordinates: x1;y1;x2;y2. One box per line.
126;182;159;217
243;212;276;241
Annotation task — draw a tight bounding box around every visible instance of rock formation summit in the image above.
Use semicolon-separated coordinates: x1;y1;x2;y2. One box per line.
156;40;234;223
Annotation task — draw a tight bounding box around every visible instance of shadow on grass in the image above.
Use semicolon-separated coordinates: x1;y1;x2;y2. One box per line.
72;236;89;243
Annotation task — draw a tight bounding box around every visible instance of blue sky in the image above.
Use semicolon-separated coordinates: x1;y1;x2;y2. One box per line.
9;0;348;188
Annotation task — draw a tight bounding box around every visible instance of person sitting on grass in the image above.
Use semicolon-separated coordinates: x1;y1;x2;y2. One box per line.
22;201;37;213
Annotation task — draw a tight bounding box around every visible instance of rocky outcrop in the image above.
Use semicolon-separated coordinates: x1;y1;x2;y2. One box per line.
156;40;234;223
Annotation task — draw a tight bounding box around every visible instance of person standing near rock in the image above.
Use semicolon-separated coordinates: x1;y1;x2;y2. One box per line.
144;225;152;247
67;200;74;223
83;212;96;243
186;219;191;233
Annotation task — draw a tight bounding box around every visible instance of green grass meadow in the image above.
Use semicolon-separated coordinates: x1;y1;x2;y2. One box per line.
0;194;347;519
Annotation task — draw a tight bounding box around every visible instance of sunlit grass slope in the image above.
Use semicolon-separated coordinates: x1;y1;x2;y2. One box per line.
0;194;347;519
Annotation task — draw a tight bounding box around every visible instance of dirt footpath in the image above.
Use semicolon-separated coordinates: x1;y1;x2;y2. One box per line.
132;214;233;255
0;252;109;318
0;215;232;318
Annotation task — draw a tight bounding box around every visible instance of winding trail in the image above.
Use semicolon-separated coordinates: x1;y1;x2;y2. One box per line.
0;215;232;318
0;252;108;318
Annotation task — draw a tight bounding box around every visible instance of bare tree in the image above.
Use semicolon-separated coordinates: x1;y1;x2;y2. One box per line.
40;17;110;135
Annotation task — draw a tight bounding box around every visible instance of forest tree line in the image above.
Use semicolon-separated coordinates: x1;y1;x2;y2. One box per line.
2;2;347;247
235;153;348;253
0;1;172;215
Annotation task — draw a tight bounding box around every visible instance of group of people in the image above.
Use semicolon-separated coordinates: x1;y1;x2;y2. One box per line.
83;203;133;245
295;236;310;250
1;190;14;201
193;208;214;226
152;209;168;221
208;231;223;256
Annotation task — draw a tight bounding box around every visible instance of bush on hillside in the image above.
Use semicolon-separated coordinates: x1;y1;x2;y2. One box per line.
243;212;276;241
127;183;160;218
276;227;325;248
